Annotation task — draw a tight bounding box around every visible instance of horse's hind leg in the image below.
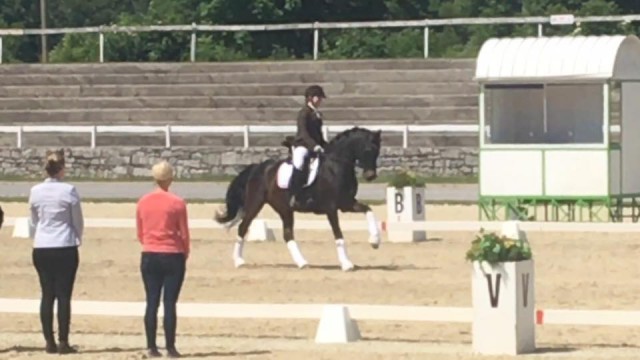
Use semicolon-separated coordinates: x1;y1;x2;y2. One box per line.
271;202;308;269
233;188;265;268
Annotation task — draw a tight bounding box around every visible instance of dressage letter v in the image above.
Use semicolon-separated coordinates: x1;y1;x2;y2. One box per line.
485;274;501;308
522;273;530;308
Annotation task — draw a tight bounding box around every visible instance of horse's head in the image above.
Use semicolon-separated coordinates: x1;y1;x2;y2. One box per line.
326;127;382;181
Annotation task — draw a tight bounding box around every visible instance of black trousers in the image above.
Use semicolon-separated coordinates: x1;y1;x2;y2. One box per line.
140;252;186;350
32;246;79;344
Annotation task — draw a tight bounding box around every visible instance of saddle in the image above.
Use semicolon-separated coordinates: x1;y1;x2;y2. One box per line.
277;136;321;190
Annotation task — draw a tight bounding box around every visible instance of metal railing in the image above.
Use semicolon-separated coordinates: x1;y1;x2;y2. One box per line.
0;124;478;148
0;14;639;63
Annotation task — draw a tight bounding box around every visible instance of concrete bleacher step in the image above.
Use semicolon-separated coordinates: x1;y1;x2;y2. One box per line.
0;82;478;98
0;95;478;110
0;69;475;86
0;107;478;123
0;59;476;75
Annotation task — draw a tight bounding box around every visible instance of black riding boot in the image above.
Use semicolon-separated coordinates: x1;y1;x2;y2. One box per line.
288;168;305;207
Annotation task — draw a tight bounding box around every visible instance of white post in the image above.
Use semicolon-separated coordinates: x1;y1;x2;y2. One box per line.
423;26;429;58
165;125;172;148
385;186;426;242
402;125;408;148
537;23;543;37
243;125;249;148
190;22;197;62
99;31;104;63
323;127;329;142
313;24;319;60
90;126;97;148
472;259;535;355
0;36;3;64
17;126;23;148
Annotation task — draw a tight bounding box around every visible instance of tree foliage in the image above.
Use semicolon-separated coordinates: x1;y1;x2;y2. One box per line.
1;0;638;63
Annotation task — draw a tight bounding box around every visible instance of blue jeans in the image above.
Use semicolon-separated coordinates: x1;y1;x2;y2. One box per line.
140;252;186;350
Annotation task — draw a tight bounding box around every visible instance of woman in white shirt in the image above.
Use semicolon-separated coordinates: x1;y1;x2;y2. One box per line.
28;150;84;355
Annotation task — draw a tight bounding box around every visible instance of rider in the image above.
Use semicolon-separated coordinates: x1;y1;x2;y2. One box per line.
288;85;327;207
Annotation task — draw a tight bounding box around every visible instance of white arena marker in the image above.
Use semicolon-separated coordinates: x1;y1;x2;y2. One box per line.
246;219;275;242
472;260;536;355
501;220;527;241
385;186;427;242
315;305;361;344
12;217;33;239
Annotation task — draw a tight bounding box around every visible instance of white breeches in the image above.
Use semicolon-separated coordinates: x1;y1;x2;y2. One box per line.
292;146;308;170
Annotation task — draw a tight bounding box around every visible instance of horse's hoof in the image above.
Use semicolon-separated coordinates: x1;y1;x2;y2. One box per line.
368;235;381;249
341;262;355;272
234;258;246;268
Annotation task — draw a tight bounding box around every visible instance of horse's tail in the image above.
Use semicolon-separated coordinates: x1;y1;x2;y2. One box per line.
214;164;256;225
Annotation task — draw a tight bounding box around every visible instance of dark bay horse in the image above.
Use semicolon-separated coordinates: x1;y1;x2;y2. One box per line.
214;127;382;271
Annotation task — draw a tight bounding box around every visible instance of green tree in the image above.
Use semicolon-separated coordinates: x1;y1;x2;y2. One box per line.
7;0;640;63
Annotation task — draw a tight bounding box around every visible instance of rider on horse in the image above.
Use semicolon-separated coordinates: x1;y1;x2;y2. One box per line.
288;85;327;207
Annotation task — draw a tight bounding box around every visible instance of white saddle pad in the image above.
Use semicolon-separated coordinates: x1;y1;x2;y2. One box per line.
277;158;320;189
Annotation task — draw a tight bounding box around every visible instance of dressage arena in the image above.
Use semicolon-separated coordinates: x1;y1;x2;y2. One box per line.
0;201;639;359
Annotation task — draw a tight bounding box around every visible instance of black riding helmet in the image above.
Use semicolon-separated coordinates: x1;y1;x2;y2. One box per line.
304;85;327;99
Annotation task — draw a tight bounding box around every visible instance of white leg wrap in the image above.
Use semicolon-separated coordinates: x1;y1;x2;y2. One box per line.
233;236;246;268
287;240;308;268
336;239;354;271
366;211;381;248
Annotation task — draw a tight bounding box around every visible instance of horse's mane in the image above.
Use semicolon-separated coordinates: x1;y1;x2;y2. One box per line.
327;126;369;146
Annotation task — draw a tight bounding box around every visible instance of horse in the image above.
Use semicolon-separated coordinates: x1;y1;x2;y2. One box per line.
214;126;383;271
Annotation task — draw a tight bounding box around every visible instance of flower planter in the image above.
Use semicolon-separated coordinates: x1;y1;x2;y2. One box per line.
471;259;536;355
385;186;426;242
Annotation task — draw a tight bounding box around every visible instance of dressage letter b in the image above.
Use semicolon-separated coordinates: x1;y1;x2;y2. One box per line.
394;192;404;213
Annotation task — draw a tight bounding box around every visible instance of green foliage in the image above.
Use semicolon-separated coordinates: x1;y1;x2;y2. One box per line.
387;170;426;188
48;33;99;63
2;0;640;63
465;229;533;265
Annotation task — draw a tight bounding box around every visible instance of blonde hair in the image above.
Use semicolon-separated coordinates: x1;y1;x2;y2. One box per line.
152;160;173;183
45;150;65;177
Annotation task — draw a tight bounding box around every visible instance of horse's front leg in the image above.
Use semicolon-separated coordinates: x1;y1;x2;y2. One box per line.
326;209;355;272
343;201;381;249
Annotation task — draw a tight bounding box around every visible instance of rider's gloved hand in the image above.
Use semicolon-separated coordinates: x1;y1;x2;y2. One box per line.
314;145;324;153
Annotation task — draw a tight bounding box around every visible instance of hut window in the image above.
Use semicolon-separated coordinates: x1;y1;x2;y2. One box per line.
483;84;544;144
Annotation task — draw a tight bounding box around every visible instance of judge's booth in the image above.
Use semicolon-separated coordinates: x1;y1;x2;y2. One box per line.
475;35;640;222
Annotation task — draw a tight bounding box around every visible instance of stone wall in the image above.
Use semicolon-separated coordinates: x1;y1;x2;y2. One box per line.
0;146;479;180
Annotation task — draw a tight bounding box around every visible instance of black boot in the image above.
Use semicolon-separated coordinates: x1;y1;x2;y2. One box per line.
45;341;57;354
57;341;77;355
288;168;305;207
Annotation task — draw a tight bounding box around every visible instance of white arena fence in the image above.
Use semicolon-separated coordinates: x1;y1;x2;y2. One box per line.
0;124;478;149
6;216;640;234
0;124;623;149
1;298;640;327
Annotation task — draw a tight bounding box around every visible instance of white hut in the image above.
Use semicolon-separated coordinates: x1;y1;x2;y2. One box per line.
475;35;640;222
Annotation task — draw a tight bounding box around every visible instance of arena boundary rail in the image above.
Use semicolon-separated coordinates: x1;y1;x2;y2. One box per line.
6;216;640;233
1;298;639;327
